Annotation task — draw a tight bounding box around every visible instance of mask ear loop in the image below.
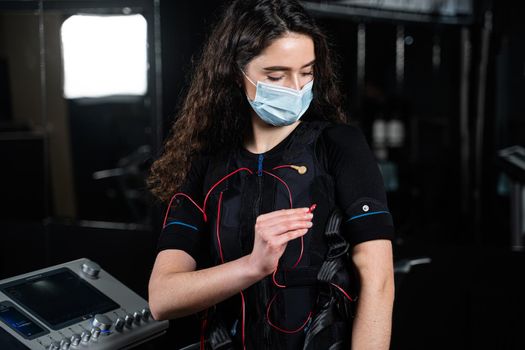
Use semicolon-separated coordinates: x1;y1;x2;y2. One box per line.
241;70;258;105
241;70;257;87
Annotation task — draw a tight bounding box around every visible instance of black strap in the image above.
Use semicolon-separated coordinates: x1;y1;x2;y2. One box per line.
203;307;234;350
323;208;349;260
303;209;353;350
303;297;347;350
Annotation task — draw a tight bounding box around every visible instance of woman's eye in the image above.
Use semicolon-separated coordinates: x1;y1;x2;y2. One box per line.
267;76;284;82
302;71;314;76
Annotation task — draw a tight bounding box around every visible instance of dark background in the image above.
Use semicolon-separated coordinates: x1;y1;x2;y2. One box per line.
1;0;524;349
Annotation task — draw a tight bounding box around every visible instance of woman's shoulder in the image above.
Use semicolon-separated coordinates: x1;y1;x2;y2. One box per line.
319;122;369;151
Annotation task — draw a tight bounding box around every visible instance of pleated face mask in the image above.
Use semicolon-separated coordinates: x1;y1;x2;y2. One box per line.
243;71;314;126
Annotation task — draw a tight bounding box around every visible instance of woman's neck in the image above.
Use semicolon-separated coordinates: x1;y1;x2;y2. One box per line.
243;113;301;154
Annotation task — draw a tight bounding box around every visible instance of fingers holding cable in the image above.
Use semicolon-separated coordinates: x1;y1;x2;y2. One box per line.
249;208;313;277
257;207;311;223
267;223;312;246
256;210;313;245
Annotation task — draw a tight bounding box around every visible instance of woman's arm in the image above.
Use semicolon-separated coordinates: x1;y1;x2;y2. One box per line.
148;207;313;320
350;239;395;350
149;250;262;320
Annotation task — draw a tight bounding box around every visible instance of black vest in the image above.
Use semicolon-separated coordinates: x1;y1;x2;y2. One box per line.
201;121;356;350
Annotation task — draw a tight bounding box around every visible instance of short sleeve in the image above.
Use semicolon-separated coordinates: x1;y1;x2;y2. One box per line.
157;154;209;264
320;124;394;246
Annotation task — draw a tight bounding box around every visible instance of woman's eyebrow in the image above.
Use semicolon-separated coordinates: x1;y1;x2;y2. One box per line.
262;59;315;71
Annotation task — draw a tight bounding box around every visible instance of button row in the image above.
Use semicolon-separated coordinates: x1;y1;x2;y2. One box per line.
46;337;74;350
46;308;150;349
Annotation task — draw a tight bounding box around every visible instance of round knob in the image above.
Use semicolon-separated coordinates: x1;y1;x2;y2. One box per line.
81;331;91;343
91;327;101;339
81;261;101;279
48;342;60;350
141;308;150;321
70;334;81;346
114;317;125;332
124;314;134;328
92;314;112;331
133;311;142;324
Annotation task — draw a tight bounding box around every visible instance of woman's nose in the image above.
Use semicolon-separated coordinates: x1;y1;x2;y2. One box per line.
286;74;301;90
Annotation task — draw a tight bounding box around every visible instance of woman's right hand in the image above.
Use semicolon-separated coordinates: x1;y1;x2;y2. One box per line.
248;207;313;276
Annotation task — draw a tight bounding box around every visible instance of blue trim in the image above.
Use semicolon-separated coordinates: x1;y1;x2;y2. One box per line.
347;211;390;222
257;154;264;176
164;221;199;231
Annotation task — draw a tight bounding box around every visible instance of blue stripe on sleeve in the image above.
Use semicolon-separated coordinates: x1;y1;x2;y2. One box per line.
163;221;199;231
347;211;390;222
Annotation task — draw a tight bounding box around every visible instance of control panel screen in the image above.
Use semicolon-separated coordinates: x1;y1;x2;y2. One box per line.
0;302;48;339
0;268;119;330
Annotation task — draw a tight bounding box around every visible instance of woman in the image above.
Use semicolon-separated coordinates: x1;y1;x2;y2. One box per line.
148;0;394;349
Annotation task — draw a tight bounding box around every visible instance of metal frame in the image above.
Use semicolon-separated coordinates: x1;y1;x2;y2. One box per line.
301;1;474;25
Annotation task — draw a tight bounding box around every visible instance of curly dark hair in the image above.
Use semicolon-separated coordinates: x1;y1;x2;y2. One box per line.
148;0;347;202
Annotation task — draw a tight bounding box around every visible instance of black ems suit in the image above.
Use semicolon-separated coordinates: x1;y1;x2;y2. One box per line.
157;121;394;349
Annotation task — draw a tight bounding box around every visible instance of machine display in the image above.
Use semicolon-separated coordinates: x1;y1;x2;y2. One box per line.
0;302;48;339
1;269;120;330
0;258;169;350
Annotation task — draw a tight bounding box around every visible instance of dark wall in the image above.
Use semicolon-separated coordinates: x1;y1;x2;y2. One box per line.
159;0;224;139
68;99;151;223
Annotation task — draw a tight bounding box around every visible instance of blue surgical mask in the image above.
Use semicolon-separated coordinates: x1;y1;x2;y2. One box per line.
243;72;314;126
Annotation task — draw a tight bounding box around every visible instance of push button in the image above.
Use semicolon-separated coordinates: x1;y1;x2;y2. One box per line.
81;331;91;343
141;308;151;321
47;342;60;350
133;311;142;324
91;327;101;339
125;314;134;328
114;317;125;332
70;334;81;346
60;339;70;350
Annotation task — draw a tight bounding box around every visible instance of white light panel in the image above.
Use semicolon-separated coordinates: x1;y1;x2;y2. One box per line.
61;14;148;99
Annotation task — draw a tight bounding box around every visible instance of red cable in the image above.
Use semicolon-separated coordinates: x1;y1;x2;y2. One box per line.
163;192;207;226
203;167;253;215
216;191;225;264
272;164;294;171
206;165;318;342
216;190;246;349
330;282;354;302
240;290;246;350
168;166;312;346
200;318;207;350
266;293;312;334
200;309;208;350
262;170;293;207
290;239;304;269
263;169;305;279
165;168;253;229
272;269;286;288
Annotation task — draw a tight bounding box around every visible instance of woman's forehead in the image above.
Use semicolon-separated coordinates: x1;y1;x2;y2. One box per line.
250;33;315;71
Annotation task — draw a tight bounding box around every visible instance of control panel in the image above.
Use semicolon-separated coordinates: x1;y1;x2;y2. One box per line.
0;258;168;349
